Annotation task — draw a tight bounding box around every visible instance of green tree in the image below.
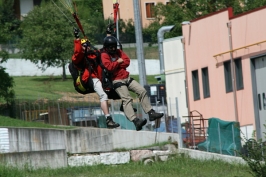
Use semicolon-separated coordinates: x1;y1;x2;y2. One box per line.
18;2;73;80
145;0;266;44
0;66;15;104
0;0;21;62
0;0;17;105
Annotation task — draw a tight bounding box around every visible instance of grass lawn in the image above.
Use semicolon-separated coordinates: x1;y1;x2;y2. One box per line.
11;75;158;101
0;153;251;177
0;115;74;129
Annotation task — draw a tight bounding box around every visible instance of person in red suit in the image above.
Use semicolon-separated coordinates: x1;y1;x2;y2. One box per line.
100;36;164;131
71;29;119;129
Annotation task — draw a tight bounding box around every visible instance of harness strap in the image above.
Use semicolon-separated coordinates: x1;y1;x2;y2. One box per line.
113;77;134;90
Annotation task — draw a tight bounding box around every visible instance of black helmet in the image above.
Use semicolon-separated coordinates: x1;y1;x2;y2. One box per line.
103;36;118;54
103;36;117;47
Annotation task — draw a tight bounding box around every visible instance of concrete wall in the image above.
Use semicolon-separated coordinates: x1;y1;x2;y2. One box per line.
1;127;179;154
0;127;247;169
65;128;179;153
8;128;65;152
0;149;67;169
2;59;160;76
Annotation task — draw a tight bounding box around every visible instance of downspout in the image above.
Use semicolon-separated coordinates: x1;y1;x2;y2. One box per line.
227;22;239;122
157;25;175;74
181;37;191;117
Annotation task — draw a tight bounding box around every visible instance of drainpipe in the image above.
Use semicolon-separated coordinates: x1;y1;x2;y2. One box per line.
181;21;191;118
227;22;239;122
157;25;175;74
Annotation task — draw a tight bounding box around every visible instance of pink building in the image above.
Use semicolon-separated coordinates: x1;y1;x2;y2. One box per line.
182;7;266;140
102;0;170;27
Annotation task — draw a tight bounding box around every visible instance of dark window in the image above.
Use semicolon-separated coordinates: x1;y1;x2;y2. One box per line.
235;58;244;90
202;67;210;98
224;61;232;92
145;3;155;18
258;94;261;110
192;70;200;100
263;93;266;110
224;58;244;93
33;0;42;6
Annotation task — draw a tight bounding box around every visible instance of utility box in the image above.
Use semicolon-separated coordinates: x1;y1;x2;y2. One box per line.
154;75;165;84
145;84;166;105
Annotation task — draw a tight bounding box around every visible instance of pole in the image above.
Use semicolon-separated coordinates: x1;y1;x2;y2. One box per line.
157;25;175;74
227;22;239;122
133;0;147;86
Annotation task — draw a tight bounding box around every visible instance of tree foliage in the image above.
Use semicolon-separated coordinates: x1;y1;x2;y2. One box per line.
0;67;15;104
18;2;74;80
0;0;17;105
241;138;266;176
0;0;21;43
145;0;266;44
0;0;21;62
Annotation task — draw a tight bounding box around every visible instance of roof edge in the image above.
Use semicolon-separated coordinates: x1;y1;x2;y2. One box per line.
230;5;266;19
190;7;233;23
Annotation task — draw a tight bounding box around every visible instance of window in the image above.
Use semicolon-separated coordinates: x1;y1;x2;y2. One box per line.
145;3;155;18
33;0;42;6
224;61;232;92
224;58;244;93
192;70;200;100
202;67;210;98
235;58;244;90
150;86;157;96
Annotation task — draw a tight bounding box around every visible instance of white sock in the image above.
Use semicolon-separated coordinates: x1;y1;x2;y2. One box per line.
105;114;110;119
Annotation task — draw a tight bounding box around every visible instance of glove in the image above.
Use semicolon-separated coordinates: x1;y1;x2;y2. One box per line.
74;28;80;39
106;24;113;34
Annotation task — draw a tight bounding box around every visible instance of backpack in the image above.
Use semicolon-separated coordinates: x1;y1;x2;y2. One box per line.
69;45;120;99
68;61;94;95
69;45;100;95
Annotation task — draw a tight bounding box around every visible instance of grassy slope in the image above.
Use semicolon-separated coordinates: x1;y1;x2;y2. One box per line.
0;115;74;129
12;75;158;101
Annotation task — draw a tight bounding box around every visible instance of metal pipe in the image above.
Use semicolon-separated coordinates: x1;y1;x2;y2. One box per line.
227;22;239;122
133;0;147;86
157;25;175;74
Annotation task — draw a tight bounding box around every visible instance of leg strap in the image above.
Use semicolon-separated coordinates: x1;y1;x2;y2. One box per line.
113;77;134;90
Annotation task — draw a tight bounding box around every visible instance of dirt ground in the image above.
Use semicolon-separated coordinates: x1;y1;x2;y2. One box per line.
57;92;101;103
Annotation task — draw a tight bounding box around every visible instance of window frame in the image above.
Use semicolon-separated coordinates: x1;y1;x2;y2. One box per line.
192;70;200;101
224;58;244;93
201;67;210;98
224;60;233;93
235;58;244;90
145;2;155;19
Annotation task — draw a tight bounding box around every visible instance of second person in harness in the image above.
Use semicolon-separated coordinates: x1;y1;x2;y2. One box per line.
100;36;164;131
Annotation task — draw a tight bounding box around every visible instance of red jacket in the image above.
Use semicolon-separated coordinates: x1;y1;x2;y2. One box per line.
101;49;130;80
71;39;102;83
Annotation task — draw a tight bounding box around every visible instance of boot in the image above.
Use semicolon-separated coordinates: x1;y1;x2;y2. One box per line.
133;118;147;131
120;103;137;112
106;116;120;128
148;109;164;121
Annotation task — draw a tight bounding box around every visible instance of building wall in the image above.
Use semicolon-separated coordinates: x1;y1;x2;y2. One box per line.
102;0;169;28
163;36;188;121
182;7;266;138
